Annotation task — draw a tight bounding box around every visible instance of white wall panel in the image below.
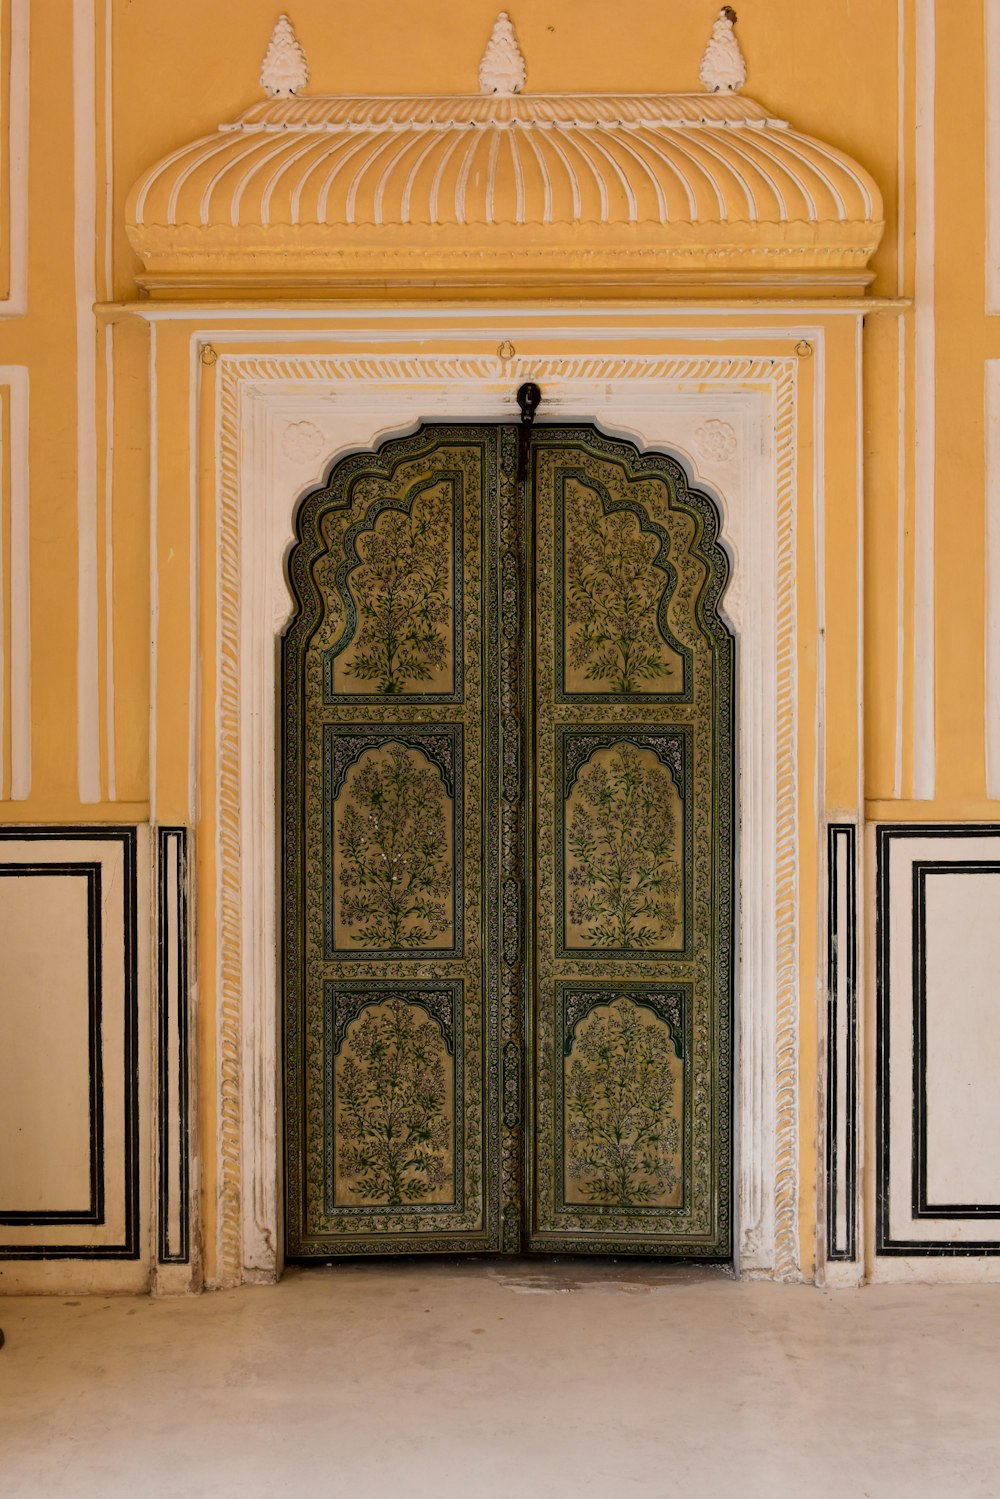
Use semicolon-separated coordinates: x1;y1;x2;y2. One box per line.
0;828;151;1292
877;826;1000;1261
0;870;95;1213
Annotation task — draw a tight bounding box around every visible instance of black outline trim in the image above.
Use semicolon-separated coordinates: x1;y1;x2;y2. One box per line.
877;824;1000;1257
0;827;140;1261
157;828;190;1265
913;859;1000;1219
0;863;104;1226
825;824;857;1262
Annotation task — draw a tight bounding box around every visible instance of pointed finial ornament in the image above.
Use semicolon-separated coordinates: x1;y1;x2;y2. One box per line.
479;12;526;95
260;14;309;98
699;7;746;93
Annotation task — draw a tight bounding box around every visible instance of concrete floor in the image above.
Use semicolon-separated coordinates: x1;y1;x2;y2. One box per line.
1;1262;999;1498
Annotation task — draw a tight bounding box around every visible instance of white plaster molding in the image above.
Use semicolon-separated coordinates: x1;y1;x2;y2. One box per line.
202;342;804;1286
987;0;1000;314
0;365;29;800
694;418;738;466
74;0;101;803
986;361;1000;798
479;12;525;95
912;0;936;799
700;7;747;94
0;0;29;318
260;15;308;99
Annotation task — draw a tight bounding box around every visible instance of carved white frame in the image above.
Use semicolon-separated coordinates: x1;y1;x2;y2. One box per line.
213;348;802;1285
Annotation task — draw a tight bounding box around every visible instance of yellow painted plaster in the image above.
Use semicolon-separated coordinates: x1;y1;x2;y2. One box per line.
0;0;996;1283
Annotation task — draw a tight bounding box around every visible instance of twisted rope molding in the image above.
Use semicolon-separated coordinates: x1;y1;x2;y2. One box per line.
213;348;800;1284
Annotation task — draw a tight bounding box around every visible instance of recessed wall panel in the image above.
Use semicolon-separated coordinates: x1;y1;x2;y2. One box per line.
0;829;145;1264
877;826;1000;1256
0;869;97;1217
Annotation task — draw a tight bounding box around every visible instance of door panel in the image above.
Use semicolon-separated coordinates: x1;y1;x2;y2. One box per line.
527;430;733;1256
283;422;732;1259
283;428;507;1255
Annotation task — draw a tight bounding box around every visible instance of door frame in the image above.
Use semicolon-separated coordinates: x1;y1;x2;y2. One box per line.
198;322;820;1286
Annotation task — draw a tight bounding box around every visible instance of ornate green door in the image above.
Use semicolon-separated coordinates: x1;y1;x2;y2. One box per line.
283;423;733;1258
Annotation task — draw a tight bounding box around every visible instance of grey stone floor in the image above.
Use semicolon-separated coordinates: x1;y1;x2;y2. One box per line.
1;1261;998;1497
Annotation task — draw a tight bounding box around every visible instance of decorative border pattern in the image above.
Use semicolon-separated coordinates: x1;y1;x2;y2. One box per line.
214;349;800;1284
157;828;190;1265
0;827;139;1260
825;823;857;1262
876;824;1000;1256
0;863;103;1226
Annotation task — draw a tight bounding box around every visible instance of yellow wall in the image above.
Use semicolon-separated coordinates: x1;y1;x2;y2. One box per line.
6;0;991;819
0;0;995;1282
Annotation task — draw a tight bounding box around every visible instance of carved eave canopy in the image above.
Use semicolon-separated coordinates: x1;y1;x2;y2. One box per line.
126;23;883;299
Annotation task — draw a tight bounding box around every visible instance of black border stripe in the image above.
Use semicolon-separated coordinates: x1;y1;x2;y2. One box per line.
157;828;190;1264
0;863;104;1226
826;824;857;1262
0;827;140;1260
877;824;1000;1257
913;859;1000;1219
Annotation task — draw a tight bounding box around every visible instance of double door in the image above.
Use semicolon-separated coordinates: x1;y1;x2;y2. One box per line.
282;422;733;1257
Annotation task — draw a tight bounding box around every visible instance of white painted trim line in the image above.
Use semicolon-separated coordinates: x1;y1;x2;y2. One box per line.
912;0;936;799
101;301;905;324
103;324;116;801
987;0;1000;313
74;0;101;802
0;365;30;800
0;0;29;317
986;362;1000;797
148;323;159;827
188;341;201;826
894;315;907;798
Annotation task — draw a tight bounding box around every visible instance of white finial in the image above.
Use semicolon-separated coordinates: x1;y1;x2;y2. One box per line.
479;12;526;95
699;7;746;93
260;14;309;98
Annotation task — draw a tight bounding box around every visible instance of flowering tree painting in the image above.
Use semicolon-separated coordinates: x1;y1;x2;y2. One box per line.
337;745;452;949
565;483;681;694
339;487;452;694
337;1000;452;1207
566;999;681;1207
566;743;682;949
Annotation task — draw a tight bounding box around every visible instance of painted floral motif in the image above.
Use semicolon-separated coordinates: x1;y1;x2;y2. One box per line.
338;745;452;948
338;1000;452;1206
566;999;680;1206
341;487;452;694
565;481;678;693
567;743;681;948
